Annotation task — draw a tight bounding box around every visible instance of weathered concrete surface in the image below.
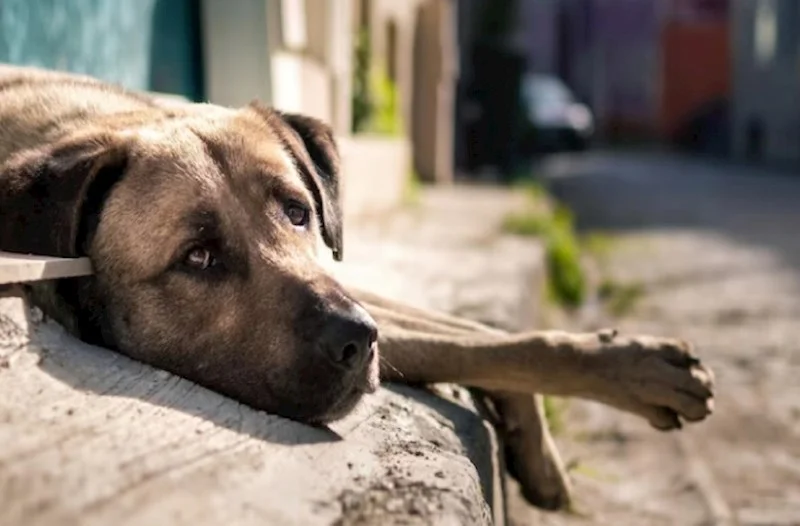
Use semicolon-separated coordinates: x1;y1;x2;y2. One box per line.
526;151;800;525
0;288;497;526
1;185;547;525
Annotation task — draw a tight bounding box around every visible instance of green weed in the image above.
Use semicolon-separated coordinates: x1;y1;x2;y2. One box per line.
598;278;645;317
502;193;586;308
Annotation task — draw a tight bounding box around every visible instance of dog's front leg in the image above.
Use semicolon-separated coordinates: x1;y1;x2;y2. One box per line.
351;289;714;430
375;324;714;431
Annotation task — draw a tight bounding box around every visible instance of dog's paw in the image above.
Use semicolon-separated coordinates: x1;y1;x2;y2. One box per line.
590;331;715;431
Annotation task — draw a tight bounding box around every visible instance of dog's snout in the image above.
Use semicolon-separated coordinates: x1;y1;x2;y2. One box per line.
320;304;378;370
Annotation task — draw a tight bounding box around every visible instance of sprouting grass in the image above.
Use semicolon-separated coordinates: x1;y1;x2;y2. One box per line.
502;185;587;309
582;231;617;261
501;212;551;237
513;178;548;202
545;206;586;308
543;396;568;435
566;460;619;483
598;278;645;317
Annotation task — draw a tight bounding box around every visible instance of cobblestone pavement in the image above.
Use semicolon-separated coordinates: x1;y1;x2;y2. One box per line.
525;152;800;526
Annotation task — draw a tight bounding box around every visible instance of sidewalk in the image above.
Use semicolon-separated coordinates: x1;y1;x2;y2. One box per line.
538;151;800;525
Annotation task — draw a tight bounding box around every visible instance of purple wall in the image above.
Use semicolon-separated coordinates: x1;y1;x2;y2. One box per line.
592;0;660;122
520;0;559;74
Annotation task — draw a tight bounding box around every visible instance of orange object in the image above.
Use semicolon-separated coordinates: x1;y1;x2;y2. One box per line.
660;19;730;138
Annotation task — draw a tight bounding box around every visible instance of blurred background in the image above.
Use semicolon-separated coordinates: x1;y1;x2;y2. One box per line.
2;0;778;190
3;1;800;524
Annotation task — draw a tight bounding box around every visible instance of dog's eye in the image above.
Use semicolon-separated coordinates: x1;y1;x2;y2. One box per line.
184;247;216;270
284;201;310;227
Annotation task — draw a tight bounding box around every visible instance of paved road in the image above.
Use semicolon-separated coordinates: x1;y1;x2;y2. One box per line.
521;152;800;525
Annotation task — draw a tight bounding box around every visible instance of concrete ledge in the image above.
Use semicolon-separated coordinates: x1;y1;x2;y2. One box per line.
0;188;528;526
0;285;501;526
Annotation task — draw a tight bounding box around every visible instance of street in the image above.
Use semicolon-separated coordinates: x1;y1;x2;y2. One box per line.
520;152;800;525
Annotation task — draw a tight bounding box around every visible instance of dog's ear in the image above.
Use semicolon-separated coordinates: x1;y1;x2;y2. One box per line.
249;102;344;261
0;134;129;257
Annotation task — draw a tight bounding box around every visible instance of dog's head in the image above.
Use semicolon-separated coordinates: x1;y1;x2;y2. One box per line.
0;102;379;424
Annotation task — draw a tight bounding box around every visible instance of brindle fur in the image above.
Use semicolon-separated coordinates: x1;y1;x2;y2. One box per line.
0;65;714;510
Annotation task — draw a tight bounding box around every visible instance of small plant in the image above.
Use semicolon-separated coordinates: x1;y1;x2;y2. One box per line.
598;278;645;317
351;29;374;134
501;212;551;237
582;231;616;261
367;65;403;136
350;29;403;136
511;179;547;199
501;181;552;236
566;460;618;483
543;396;567;435
502;187;587;308
546;208;586;308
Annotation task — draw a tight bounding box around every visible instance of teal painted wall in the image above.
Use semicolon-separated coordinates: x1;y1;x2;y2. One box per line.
0;0;204;100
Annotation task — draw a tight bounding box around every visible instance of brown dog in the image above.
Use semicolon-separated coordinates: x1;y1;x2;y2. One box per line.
0;65;714;509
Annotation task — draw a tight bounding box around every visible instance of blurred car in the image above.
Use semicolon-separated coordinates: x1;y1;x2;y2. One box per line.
520;73;594;155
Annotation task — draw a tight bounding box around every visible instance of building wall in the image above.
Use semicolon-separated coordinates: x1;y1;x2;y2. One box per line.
732;0;800;164
0;0;418;218
201;0;354;136
0;0;203;100
411;0;457;183
355;0;456;183
201;0;274;108
360;0;425;134
527;0;730;144
582;0;661;138
522;0;560;74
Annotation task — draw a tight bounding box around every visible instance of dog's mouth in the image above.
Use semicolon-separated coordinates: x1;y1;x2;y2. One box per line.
311;344;381;424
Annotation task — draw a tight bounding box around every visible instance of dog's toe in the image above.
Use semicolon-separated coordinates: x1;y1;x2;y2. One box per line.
603;335;716;428
648;407;682;431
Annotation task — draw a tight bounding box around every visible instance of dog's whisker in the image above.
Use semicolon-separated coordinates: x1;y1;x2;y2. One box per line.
379;356;405;378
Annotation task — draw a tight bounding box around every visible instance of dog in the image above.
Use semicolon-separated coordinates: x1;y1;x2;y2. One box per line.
0;65;714;510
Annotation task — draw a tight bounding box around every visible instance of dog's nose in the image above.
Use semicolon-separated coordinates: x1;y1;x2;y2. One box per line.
319;304;378;370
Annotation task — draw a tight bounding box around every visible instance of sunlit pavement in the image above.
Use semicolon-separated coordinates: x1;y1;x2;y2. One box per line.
521;151;800;525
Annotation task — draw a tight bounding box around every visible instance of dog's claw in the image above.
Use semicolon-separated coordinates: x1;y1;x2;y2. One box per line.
597;327;618;343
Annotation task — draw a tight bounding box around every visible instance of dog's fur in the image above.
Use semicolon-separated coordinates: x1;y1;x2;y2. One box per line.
0;65;714;509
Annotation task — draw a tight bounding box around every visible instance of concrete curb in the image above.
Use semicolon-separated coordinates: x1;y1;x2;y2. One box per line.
0;287;501;526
